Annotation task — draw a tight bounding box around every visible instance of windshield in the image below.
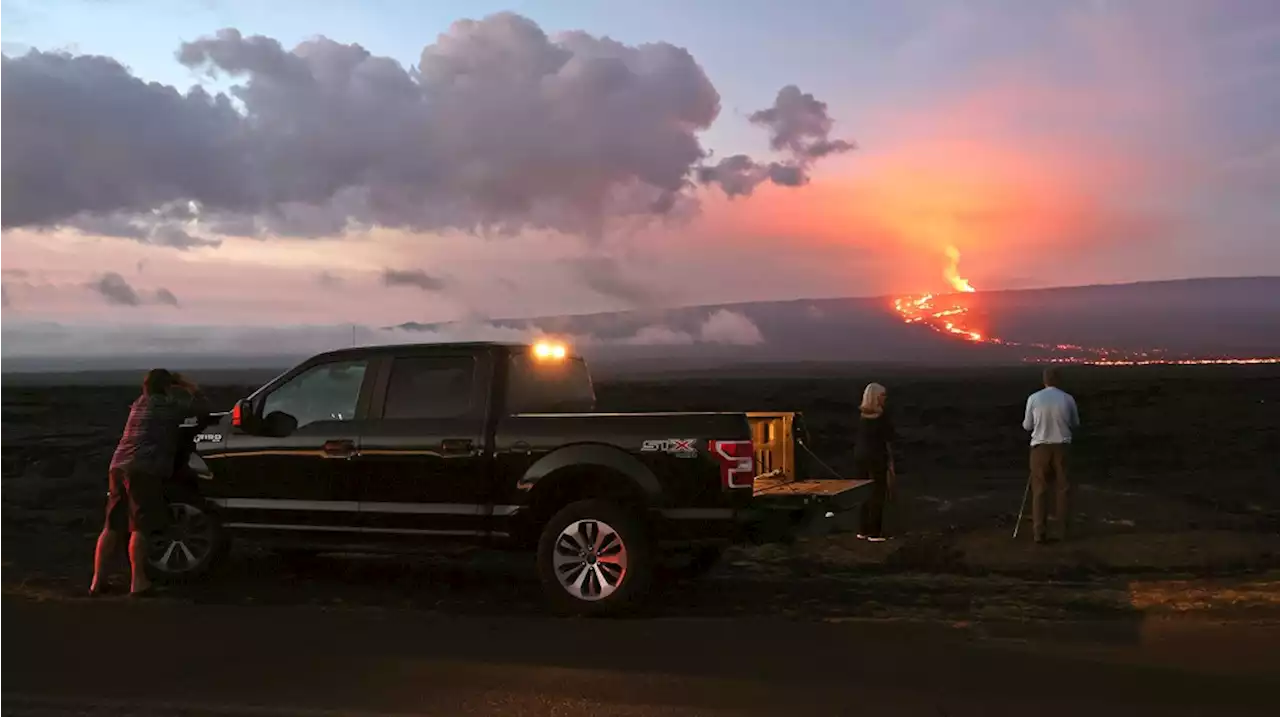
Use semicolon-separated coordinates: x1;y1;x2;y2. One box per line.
506;354;596;413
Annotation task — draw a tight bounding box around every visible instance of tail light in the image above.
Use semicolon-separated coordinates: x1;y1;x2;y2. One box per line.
710;439;755;489
231;401;243;427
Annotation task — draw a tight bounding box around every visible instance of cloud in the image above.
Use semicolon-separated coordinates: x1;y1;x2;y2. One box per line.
617;310;765;345
382;268;446;292
88;272;141;306
317;271;345;288
397;306;767;348
151;224;222;250
619;325;697;346
2;53;244;230
0;321;444;360
1;295;773;359
569;256;660;306
85;272;184;307
697;309;765;345
697;85;855;197
1;14;853;241
751;85;857;160
1;285;10;308
155;288;180;307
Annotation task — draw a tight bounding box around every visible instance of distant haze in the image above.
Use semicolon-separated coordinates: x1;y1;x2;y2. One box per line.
4;277;1277;375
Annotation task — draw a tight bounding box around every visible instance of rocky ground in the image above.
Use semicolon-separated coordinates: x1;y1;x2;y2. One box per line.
4;364;1279;624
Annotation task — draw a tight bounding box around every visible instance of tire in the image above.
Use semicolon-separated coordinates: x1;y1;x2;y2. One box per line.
662;545;726;582
146;495;227;583
536;499;653;616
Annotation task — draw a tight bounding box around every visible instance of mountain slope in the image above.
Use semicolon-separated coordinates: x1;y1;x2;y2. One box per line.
397;276;1280;365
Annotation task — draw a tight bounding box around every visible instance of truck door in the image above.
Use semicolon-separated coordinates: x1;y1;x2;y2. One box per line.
357;351;493;538
207;357;374;536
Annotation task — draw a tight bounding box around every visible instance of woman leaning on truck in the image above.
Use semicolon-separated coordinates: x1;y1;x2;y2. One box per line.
853;382;896;542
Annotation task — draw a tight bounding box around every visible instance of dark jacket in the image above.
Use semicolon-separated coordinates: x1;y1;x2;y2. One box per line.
852;411;896;470
110;389;210;477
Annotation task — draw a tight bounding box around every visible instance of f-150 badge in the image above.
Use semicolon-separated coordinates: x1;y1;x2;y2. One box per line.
194;433;223;444
640;438;698;458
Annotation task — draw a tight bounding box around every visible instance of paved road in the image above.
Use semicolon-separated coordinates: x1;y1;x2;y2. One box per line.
4;596;1278;716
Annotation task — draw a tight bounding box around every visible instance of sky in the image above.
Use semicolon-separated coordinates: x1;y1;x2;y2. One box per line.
2;0;1279;357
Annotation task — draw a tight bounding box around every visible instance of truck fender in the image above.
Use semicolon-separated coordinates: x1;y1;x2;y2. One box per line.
518;443;663;501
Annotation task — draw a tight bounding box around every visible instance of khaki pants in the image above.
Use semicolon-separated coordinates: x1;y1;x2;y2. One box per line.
1030;443;1070;541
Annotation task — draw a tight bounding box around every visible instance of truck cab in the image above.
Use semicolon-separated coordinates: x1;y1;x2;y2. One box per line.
158;341;868;614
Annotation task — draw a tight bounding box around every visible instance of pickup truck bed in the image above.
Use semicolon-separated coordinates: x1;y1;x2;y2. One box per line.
739;411;871;541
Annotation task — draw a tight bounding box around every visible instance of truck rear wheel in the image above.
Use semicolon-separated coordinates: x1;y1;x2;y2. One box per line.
536;499;653;616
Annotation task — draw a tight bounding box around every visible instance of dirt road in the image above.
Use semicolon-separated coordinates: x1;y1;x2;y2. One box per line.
5;596;1278;716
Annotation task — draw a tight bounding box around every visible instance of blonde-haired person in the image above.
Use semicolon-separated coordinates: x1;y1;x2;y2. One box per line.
853;382;897;541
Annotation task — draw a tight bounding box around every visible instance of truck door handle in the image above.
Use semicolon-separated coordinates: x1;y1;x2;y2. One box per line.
322;439;356;459
440;438;473;455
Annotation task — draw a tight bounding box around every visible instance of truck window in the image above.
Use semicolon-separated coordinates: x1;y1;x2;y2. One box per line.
261;359;368;428
507;355;596;414
382;356;476;419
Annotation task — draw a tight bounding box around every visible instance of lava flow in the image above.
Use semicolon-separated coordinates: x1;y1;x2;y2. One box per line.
892;247;986;343
891;247;1280;366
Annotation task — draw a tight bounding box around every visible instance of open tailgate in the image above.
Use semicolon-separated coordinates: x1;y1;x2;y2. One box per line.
739;412;873;543
753;474;872;512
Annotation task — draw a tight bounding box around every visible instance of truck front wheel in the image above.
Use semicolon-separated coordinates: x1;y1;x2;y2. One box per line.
146;494;227;583
536;500;653;616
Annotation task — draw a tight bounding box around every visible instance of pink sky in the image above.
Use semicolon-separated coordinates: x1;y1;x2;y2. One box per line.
3;1;1277;353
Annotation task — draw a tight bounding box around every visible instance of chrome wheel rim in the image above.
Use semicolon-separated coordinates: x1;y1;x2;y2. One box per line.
552;519;628;601
148;502;214;574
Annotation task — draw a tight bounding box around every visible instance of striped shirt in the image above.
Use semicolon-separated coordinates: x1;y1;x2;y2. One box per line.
110;390;209;476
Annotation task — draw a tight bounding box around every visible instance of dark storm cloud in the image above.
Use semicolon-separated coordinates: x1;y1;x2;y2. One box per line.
154;288;180;306
88;272;141;306
1;14;854;241
382;268;446;292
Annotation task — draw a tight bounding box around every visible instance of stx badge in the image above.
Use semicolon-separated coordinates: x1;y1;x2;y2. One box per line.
640;438;698;458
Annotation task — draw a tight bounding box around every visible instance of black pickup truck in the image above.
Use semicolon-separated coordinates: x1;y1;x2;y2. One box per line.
158;341;868;614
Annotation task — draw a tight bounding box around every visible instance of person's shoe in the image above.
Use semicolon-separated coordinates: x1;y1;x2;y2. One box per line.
88;583;109;598
867;536;889;543
855;534;869;540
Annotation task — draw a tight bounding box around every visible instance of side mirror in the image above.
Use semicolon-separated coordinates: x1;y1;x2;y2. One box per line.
263;411;299;438
231;398;256;433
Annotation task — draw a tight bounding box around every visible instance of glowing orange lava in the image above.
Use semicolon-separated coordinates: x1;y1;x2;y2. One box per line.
892;247;1280;366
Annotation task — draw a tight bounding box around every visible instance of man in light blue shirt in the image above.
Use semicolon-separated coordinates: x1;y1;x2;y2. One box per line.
1022;367;1079;543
